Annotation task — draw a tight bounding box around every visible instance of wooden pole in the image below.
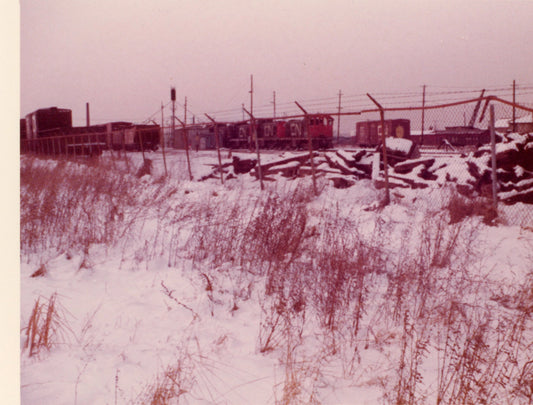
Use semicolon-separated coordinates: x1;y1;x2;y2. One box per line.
273;91;276;119
250;75;254;151
205;114;224;185
171;87;176;148
337;90;342;143
160;102;168;177
86;102;90;127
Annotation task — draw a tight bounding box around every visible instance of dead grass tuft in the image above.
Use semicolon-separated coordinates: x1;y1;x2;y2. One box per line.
23;293;72;357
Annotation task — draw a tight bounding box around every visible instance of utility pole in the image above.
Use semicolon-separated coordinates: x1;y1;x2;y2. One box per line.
86;102;90;127
184;96;187;130
272;91;276;119
421;84;426;146
183;96;192;180
249;75;254;150
171;87;176;148
337;90;342;142
161;102;167;176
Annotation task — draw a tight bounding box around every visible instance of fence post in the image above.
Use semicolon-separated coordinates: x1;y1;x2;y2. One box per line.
176;118;193;181
421;84;426;146
205;114;224;185
295;101;318;196
243;107;264;190
139;129;145;161
367;93;390;206
489;104;498;213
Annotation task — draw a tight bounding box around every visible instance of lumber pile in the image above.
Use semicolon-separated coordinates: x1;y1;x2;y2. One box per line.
214;134;533;204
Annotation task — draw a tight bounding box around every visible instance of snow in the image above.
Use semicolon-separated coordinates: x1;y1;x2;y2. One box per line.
384;137;413;154
19;149;533;404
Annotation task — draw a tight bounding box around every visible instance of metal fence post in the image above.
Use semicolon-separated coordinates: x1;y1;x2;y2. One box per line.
489;104;498;213
176;118;193;181
205;114;224;185
295;101;318;196
367;94;390;206
243;107;264;190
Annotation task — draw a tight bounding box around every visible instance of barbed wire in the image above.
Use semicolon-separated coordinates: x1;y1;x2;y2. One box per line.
78;84;533;125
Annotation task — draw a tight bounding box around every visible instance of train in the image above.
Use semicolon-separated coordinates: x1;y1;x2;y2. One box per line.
172;113;335;150
354;118;492;149
21;107;160;155
22;105;496;155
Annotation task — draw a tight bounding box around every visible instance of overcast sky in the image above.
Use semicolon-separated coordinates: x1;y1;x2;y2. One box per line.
19;0;533;126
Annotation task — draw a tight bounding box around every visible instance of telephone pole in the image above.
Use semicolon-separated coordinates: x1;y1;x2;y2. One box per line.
171;87;176;148
184;96;187;127
272;91;276;119
337;90;342;142
249;75;254;150
161;101;167;176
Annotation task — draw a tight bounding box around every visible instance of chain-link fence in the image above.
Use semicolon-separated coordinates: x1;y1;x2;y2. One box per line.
20;96;533;227
354;96;533;226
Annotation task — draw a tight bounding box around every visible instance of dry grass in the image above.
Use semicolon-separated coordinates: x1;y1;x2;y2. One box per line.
20;154;533;404
23;293;72;357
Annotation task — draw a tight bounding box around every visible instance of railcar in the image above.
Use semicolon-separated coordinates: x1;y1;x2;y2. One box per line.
21;107;160;155
410;127;491;148
25;107;73;140
222;114;334;150
355;119;411;147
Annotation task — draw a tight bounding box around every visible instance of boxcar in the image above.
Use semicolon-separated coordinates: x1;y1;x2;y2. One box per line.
25;107;73;139
355;119;410;147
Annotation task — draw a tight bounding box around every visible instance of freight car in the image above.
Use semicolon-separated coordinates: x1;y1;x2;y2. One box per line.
355;119;411;147
21;107;160;155
410;127;490;148
25;107;73;140
107;123;160;151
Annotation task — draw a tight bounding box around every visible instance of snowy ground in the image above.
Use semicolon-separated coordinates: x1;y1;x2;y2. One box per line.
20;149;533;404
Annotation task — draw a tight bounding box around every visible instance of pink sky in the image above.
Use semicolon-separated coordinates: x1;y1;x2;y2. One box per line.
17;0;533;126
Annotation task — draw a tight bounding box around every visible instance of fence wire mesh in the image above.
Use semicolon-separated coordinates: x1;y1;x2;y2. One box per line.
20;97;533;227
